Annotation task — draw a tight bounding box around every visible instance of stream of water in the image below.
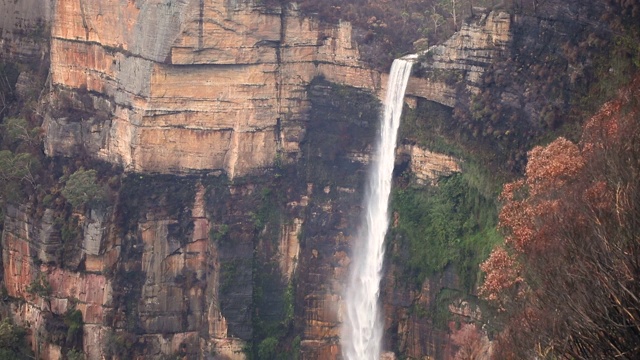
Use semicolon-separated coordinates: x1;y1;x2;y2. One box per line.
342;58;413;360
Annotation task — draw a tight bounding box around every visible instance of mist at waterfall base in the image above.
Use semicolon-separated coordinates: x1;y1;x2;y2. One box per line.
342;59;413;360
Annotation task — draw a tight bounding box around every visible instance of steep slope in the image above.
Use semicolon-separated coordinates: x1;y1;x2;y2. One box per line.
43;0;381;177
0;0;638;359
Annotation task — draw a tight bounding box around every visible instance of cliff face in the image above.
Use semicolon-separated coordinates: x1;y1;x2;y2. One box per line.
43;0;384;178
0;0;53;60
0;1;539;359
43;0;507;178
407;10;511;108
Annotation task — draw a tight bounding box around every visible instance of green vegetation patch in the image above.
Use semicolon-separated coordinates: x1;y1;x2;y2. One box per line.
392;172;501;291
250;184;298;359
0;318;33;360
61;168;107;209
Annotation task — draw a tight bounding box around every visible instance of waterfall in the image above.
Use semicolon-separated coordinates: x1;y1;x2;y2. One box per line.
342;58;413;360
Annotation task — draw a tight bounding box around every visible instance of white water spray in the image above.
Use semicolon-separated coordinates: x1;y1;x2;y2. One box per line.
342;58;413;360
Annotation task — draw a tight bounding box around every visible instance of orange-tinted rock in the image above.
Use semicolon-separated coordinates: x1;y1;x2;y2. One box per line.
46;267;113;323
397;144;461;185
2;232;34;299
45;0;494;179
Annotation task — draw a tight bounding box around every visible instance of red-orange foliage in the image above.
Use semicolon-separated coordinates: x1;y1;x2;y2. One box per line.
452;323;491;360
479;139;582;308
525;138;584;198
478;247;521;305
480;76;640;359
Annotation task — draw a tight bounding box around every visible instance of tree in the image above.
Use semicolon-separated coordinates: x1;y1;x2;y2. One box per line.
480;77;640;359
61;168;106;208
452;323;490;359
0;319;25;350
26;273;52;299
430;7;447;37
64;308;84;351
0;318;33;360
1;117;42;148
0;150;38;187
440;0;460;30
258;337;278;359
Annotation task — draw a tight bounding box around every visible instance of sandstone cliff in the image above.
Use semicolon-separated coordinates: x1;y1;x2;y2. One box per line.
42;0;508;179
43;0;382;178
406;11;511;108
3;0;602;359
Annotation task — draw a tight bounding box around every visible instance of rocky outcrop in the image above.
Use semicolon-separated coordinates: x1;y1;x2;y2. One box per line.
44;0;382;178
2;204;115;359
398;144;461;185
406;10;511;107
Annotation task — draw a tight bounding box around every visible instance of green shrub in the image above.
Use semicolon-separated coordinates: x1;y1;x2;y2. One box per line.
0;150;39;185
210;223;229;243
392;172;501;290
61;168;105;208
103;331;136;358
0;318;33;359
1;117;41;147
64;309;83;345
66;348;84;360
26;273;51;298
257;337;278;359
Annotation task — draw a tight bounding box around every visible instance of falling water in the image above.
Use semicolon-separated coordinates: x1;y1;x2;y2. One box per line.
342;58;414;360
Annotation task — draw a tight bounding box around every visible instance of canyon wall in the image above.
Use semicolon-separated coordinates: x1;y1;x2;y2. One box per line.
43;0;383;178
42;0;509;178
0;1;517;359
